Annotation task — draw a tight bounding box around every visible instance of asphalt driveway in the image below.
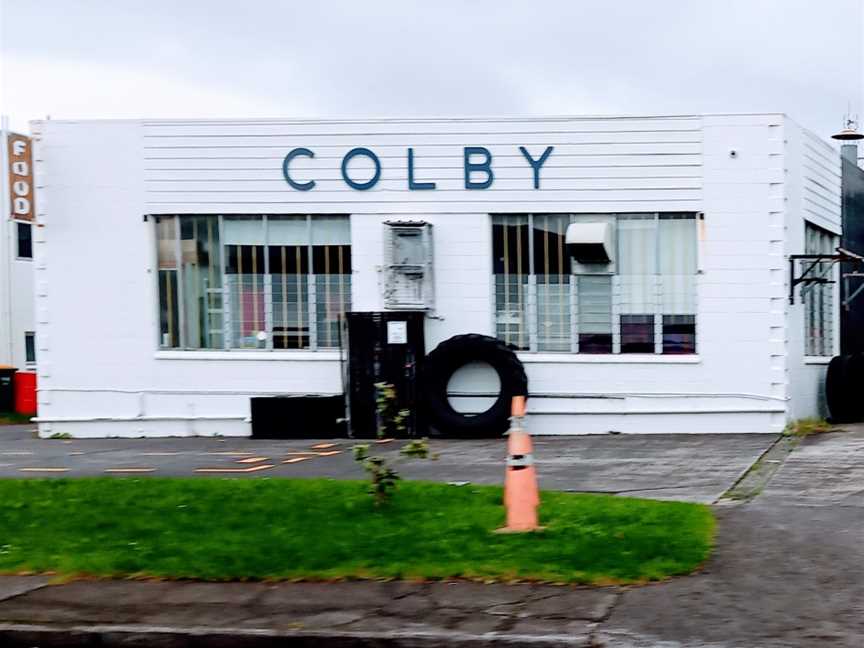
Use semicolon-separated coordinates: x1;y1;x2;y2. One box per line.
0;425;775;504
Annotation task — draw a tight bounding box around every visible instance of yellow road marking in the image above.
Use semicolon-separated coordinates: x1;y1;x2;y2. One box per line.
375;438;395;444
19;468;68;473
282;457;310;464
311;443;337;450
236;456;268;464
195;464;275;474
315;450;341;457
284;451;316;456
105;468;155;473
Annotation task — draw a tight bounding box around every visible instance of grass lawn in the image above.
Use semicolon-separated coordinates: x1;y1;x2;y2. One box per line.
0;478;714;584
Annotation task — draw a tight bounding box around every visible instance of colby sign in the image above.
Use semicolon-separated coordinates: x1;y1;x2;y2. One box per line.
282;145;555;191
7;133;34;221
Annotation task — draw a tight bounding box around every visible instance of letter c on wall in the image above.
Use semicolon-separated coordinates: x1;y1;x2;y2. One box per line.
282;148;316;191
341;147;382;190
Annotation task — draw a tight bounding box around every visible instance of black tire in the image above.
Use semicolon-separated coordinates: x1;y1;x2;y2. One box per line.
826;355;854;423
422;334;528;438
843;353;864;422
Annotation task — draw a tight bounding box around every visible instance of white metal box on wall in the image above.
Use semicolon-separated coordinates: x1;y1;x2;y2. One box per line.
30;113;841;438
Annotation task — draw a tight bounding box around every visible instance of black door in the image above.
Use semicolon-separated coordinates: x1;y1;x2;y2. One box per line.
346;312;426;438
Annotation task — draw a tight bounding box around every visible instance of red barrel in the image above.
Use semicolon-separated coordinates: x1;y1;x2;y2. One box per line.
14;372;37;416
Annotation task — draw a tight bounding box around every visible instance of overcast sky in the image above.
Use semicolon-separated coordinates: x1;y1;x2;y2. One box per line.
1;0;862;138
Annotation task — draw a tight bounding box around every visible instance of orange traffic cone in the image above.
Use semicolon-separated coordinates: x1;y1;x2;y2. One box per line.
496;396;543;533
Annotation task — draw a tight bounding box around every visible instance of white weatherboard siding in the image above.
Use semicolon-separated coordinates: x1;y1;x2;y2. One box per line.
31;114;840;437
785;121;842;421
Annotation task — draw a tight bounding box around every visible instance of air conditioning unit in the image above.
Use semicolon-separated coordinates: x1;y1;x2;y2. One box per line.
566;217;616;274
383;221;434;310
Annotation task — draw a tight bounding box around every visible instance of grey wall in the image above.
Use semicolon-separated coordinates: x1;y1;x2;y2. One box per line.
840;155;864;354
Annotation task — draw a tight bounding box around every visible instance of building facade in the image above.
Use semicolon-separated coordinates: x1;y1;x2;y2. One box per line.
0;120;37;377
32;113;841;437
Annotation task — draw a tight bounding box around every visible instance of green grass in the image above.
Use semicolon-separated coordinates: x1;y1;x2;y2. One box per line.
0;478;714;584
783;417;836;437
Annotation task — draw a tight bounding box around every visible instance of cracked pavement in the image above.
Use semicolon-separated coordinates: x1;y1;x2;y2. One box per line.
0;426;862;646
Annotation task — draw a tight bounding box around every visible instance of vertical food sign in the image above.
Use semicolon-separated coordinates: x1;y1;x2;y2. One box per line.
8;134;34;221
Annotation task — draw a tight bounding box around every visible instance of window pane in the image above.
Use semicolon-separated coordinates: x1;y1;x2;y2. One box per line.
537;276;571;351
313;243;351;348
618;216;656;275
226;244;266;349
224;217;265;349
311;217;351;349
493;215;530;350
16;223;32;259
621;314;654;353
659;215;697;353
158;269;179;348
577;275;612;353
533;215;571;351
268;215;307;246
663;315;696;354
25;332;35;364
272;272;310;349
659;215;697;275
180;216;222;349
156;217;179;348
618;217;658;345
312;215;350;245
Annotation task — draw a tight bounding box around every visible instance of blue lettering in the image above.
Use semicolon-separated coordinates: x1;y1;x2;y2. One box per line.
341;147;381;190
282;148;316;191
519;146;554;189
464;146;494;190
407;148;436;190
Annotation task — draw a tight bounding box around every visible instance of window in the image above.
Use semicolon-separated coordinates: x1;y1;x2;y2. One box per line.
16;222;32;259
492;213;698;354
804;223;836;356
24;332;35;364
156;215;351;351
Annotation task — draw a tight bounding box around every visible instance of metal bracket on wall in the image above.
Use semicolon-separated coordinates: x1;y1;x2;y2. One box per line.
789;247;864;305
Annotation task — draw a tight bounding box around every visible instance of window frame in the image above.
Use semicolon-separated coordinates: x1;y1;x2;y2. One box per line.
491;212;699;356
153;214;351;353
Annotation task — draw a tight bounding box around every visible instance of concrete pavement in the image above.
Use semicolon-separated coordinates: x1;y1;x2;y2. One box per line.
0;424;775;503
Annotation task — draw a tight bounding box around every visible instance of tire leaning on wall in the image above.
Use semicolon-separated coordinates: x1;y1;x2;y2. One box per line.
422;334;528;438
825;354;862;423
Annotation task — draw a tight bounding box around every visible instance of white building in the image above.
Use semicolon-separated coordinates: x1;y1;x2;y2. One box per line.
0;120;37;376
31;113;841;438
